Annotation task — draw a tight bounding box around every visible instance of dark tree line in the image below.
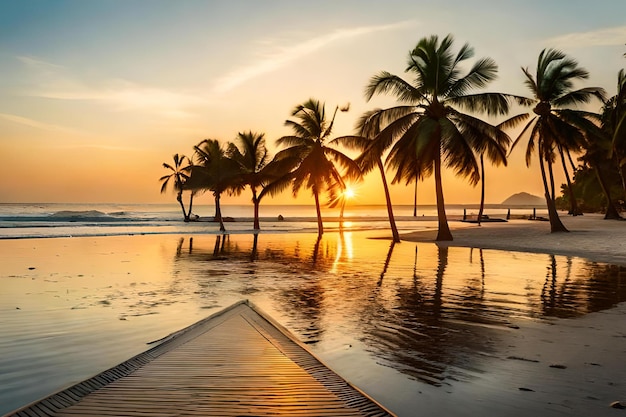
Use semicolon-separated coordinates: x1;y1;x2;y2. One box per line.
161;34;625;240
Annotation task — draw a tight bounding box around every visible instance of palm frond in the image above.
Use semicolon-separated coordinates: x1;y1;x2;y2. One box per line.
452;41;474;67
521;66;539;98
330;135;370;151
324;147;363;181
276;135;311;149
498;113;531;131
553;87;607;108
159;177;171;193
258;172;294;200
445;92;510;116
447;57;498;97
458;115;509;166
365;71;423;103
526;122;542;166
509;117;537;157
439;118;480;185
283;120;313;141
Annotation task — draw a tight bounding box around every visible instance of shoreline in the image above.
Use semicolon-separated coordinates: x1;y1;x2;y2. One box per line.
401;213;626;267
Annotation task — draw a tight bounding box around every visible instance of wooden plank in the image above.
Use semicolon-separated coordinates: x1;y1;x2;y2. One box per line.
3;300;395;417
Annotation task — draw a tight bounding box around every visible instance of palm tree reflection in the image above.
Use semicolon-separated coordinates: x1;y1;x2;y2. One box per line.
363;245;496;386
377;241;396;286
168;234;626;386
250;233;259;261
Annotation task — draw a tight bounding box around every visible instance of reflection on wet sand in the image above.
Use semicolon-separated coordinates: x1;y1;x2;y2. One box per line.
363;245;496;387
168;233;626;388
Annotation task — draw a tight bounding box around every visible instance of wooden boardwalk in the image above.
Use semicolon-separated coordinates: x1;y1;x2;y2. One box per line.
5;300;395;417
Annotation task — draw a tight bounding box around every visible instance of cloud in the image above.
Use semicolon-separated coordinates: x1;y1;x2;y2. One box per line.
52;143;145;152
0;112;83;135
17;56;209;118
0;113;146;151
213;20;415;94
17;56;66;74
544;26;626;48
33;79;209;118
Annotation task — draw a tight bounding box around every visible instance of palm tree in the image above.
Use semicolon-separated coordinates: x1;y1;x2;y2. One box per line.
365;34;521;240
510;48;606;231
337;109;401;242
584;67;626;219
229;131;271;230
189;139;242;232
274;98;362;236
159;153;194;222
477;153;487;225
608;69;626;194
326;184;350;231
578;134;622;219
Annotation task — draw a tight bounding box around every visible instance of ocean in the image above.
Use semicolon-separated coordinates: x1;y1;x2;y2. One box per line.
0;202;543;239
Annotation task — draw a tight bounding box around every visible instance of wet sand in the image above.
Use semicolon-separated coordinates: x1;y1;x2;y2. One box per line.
403;213;626;266
399;213;626;415
2;218;626;416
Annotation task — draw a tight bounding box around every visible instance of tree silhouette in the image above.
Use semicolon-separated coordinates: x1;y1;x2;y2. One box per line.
274;98;361;236
365;34;522;240
159;153;194;221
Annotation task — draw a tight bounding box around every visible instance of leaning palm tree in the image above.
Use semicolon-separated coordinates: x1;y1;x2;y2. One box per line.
365;34;522;240
337;109;401;242
510;48;606;231
189;139;242;232
159;153;194;222
273;98;362;236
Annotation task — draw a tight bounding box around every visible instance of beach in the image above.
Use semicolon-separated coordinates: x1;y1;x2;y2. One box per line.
398;214;626;415
403;213;626;266
1;213;626;416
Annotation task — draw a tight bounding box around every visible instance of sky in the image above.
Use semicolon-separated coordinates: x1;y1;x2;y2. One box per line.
1;0;625;206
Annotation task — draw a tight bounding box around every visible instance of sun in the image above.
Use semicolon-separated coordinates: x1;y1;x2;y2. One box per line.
344;186;356;199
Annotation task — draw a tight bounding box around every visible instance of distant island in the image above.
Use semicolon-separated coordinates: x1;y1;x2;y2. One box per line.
501;192;545;206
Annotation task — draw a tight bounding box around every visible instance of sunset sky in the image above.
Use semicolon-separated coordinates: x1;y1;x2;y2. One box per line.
1;0;625;206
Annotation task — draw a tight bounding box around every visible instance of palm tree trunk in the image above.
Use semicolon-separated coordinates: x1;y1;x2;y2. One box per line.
186;191;195;220
539;148;568;232
558;147;581;216
215;193;225;232
433;246;448;318
378;241;396;283
566;149;577;172
593;165;622;219
377;160;400;242
252;187;260;231
616;153;626;197
250;233;259;261
478;154;485;227
339;199;345;232
434;143;453;241
413;172;418;217
176;191;189;222
547;158;556;201
313;187;324;236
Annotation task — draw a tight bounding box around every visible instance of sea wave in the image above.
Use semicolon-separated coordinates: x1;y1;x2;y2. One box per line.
0;203;544;240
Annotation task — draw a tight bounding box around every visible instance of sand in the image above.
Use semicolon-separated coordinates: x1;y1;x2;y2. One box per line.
402;213;626;266
399;213;626;415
